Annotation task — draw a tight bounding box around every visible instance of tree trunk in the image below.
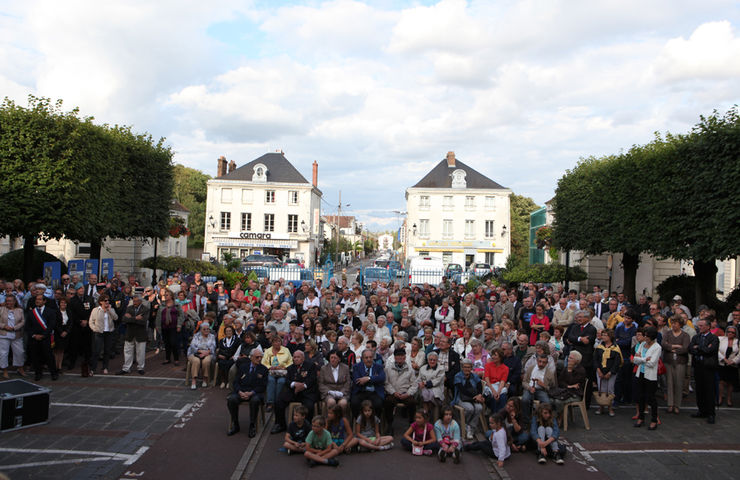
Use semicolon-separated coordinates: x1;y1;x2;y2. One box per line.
23;236;35;284
693;260;718;307
621;252;640;304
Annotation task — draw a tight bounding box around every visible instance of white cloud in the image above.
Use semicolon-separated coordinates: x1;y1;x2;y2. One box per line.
2;1;739;232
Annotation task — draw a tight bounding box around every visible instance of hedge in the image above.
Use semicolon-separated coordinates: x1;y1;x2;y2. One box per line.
139;256;225;277
0;249;68;281
502;263;587;285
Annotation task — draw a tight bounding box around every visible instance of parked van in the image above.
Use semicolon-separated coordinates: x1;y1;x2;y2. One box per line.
406;256;444;286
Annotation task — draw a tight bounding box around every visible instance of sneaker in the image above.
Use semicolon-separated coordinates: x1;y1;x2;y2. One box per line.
277;447;288;453
116;370;129;375
538;453;547;464
555;453;564;465
201;380;208;388
466;426;474;440
438;448;446;462
190;383;197;390
423;449;433;456
327;458;339;467
594;407;602;415
453;448;461;464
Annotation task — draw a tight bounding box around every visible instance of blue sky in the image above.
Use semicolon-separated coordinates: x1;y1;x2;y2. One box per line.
2;0;739;231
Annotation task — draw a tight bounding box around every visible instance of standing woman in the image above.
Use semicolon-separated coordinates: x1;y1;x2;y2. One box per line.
718;325;740;407
435;298;454;335
54;297;73;371
0;295;26;378
632;326;662;430
594;329;622;416
661;316;690;414
156;290;184;366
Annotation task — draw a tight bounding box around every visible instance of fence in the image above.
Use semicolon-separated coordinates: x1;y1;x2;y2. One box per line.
240;266;334;288
354;267;474;288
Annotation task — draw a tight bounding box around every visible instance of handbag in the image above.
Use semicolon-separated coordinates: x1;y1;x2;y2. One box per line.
594;378;615;407
412;426;427;456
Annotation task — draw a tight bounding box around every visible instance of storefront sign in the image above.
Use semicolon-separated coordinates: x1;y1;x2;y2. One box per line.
239;232;272;239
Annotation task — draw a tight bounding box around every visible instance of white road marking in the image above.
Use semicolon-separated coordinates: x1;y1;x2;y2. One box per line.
175;403;194;418
0;446;150;469
586;449;740;454
52;402;181;415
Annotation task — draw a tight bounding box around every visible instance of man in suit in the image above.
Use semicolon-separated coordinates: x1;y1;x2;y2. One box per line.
227;349;268;437
26;294;59;381
460;293;479;329
566;311;597;407
590;292;607;320
689;318;720;424
272;350;318;433
68;283;95;375
350;349;386;418
318;349;352;412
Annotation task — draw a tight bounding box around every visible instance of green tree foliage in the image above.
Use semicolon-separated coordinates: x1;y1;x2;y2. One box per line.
502;263;587;285
553;107;740;305
139;256;224;276
0;96;174;281
173;164;210;248
509;193;540;267
0;249;68;280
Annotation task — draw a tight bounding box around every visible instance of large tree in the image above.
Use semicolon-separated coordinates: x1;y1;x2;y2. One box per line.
172;164;210;249
0;96;173;281
508;193;540;267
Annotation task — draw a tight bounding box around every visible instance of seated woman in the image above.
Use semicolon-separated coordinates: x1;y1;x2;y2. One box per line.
483;348;509;414
304;339;325;368
318;350;352;412
467;338;489;376
500;317;517;346
261;335;293;411
451;359;485;440
453;326;473;357
187;322;216;390
503;397;529;452
215;325;240;388
552;350;586;415
409;337;426;373
417;352;445;416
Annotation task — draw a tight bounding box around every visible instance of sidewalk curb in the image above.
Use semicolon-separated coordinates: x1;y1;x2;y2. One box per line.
231;412;274;480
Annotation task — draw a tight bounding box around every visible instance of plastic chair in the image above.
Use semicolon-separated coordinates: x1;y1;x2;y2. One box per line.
562;380;590;431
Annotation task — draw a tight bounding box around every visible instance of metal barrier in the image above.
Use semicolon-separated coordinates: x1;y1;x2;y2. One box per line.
355;267;455;288
241;266;334;288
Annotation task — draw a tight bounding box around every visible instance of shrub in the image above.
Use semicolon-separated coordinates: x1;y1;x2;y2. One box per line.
139;256;224;277
502;262;587;285
0;249;68;280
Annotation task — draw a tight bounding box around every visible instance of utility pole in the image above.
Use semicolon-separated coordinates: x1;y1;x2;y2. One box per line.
336;190;341;265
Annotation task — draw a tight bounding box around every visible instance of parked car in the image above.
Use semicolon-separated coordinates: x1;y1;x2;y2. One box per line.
469;262;492;277
374;259;390;268
356;267;391;288
283;258;304;268
241;254;282;269
444;263;463;277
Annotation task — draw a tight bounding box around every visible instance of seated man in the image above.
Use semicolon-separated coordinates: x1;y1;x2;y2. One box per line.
272;350;318;433
318;350;352;412
350;349;386;418
227;349;268;438
452;358;485;440
501;342;522;397
383;348;418;433
521;354;557;418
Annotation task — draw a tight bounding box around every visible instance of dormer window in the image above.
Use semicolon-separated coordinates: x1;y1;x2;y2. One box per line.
451;169;467;188
252;163;268;182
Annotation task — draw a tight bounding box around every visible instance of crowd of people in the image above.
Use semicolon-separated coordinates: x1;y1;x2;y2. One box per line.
1;270;738;468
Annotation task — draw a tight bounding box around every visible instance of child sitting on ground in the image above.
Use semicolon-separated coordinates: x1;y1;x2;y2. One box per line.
354;400;394;451
531;403;565;465
304;415;340;467
327;404;358;454
433;405;462;463
282;406;309;454
464;412;510;467
402;409;438;456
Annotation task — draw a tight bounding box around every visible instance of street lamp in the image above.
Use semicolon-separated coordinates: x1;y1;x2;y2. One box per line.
208;214;215;229
501;225;507;237
412;223;417;236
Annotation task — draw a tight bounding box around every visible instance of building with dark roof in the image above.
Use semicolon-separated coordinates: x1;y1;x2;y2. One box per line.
405;151;511;269
204;152;323;266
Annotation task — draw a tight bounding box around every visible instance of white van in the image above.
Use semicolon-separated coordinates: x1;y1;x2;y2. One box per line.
406;256;444;286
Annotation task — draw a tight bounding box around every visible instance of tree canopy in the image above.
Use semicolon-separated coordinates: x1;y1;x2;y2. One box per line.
509;193;539;267
552;107;740;305
0;95;174;281
173;164;210;249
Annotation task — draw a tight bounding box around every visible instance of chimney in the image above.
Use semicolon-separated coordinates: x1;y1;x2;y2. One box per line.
217;155;227;177
228;159;236;173
446;151;456;168
312;161;318;187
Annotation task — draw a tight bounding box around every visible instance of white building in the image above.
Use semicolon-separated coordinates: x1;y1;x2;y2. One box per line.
378;234;394;251
203;153;322;267
405;151;511;269
0;201;190;284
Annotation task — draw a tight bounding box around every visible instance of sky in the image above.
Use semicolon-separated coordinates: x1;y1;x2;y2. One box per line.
2;0;739;232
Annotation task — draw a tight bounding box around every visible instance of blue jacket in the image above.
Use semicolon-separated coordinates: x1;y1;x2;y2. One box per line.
451;371;482;406
351;361;386;399
531;416;560;440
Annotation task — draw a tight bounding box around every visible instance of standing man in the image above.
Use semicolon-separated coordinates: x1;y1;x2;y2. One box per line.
689;319;719;424
89;295;118;375
26;294;59;381
461;293;479;329
117;294;150;375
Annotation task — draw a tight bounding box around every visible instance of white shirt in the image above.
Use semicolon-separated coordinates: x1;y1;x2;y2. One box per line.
331;365;340;383
531;366;546;388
